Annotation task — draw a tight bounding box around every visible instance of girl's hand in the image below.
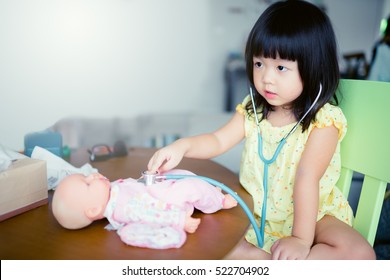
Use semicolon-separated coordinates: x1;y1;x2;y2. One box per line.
147;142;187;173
270;236;311;260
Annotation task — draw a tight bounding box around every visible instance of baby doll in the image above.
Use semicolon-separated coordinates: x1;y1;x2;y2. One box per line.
52;169;237;249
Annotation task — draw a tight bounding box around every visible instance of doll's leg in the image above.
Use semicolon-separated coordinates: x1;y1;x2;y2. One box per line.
308;215;376;259
184;215;201;233
222;194;238;209
214;187;237;209
153;175;237;214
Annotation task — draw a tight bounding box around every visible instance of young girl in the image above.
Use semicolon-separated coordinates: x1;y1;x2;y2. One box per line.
147;1;375;259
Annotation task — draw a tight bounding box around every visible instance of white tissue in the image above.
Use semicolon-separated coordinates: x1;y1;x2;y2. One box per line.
0;145;27;172
31;146;98;190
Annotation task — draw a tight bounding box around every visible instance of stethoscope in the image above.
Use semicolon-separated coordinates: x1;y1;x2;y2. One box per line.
137;171;265;247
249;84;322;247
138;84;322;248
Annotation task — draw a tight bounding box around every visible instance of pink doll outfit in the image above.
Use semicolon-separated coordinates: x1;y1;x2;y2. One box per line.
103;169;225;249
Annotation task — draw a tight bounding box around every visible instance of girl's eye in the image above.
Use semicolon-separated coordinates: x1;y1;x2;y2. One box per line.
277;65;287;72
254;62;262;68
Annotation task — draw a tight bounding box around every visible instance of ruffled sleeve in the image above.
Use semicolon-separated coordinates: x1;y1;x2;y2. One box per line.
235;95;251;116
312;103;347;141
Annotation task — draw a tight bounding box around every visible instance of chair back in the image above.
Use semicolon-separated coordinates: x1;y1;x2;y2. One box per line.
337;79;390;245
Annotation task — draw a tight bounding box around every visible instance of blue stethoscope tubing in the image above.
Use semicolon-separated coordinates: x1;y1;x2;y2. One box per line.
163;174;264;248
256;135;286;248
249;87;287;248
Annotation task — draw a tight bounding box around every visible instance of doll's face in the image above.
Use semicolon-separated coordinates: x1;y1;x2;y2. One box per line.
52;173;111;229
73;173;111;208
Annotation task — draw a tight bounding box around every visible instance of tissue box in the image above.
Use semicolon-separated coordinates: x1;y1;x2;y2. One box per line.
0;158;48;221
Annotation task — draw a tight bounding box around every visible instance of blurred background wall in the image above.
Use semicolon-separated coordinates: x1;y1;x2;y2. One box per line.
0;0;388;150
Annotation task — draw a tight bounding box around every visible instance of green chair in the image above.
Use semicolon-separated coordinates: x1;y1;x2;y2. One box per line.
337;79;390;245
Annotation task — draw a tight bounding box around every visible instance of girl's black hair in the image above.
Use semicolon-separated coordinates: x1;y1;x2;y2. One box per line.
245;0;340;132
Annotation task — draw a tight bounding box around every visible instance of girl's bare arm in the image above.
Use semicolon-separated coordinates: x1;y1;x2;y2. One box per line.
148;112;245;172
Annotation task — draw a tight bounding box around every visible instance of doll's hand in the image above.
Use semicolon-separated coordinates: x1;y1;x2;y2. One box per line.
147;142;186;173
270;236;311;260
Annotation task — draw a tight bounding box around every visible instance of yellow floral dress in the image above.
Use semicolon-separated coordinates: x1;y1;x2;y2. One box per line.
236;96;354;253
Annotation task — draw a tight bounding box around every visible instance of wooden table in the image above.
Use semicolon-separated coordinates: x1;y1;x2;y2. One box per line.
0;148;252;260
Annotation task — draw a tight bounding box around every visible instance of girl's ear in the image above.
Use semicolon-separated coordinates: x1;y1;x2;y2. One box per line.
85;206;103;220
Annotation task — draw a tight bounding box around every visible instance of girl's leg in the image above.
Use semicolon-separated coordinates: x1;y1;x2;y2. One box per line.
307;215;376;260
224;236;271;260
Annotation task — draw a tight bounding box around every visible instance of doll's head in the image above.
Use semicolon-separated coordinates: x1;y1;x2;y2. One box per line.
52;173;111;229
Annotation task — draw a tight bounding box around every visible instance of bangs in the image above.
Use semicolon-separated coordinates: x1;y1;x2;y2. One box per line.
248;2;320;63
251;31;302;62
